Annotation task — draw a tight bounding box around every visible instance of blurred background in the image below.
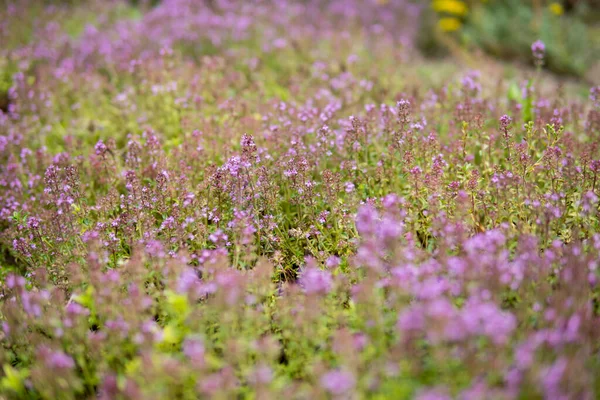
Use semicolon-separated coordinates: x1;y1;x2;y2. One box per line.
419;0;600;82
1;0;599;116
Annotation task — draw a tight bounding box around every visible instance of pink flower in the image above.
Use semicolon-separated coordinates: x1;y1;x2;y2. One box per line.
299;267;332;295
321;369;355;395
531;40;545;60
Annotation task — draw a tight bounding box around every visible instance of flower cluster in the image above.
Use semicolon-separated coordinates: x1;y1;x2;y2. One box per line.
1;1;599;399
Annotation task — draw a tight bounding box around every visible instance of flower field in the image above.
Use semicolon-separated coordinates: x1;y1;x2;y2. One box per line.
1;1;600;399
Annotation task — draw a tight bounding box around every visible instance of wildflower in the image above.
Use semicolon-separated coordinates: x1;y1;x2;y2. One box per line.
500;114;512;130
378;214;402;241
397;99;411;125
27;217;40;230
241;133;257;162
382;193;400;209
209;229;228;245
539;358;567;399
145;240;166;258
355;205;378;236
448;181;460;192
415;387;452;400
6;274;26;289
182;337;205;364
500;115;513;159
177;268;201;294
590;86;600;107
326;256;341;268
531;40;545;67
318;210;330;224
321;369;356;395
66;302;90;316
47;350;75;369
549;2;564;16
432;0;468;17
94;140;108;156
250;364;273;385
397;306;425;332
299;267;332;295
344;181;355;193
438;17;462;32
410;166;422;176
531;40;545;59
461;70;481;95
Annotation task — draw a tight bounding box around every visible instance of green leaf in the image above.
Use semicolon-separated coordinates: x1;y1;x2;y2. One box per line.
1;364;28;394
507;82;520;102
72;286;95;309
160;323;181;346
165;290;191;320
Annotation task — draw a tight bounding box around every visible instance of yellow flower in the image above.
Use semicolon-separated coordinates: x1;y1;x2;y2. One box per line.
438;17;462;32
549;2;564;16
432;0;469;17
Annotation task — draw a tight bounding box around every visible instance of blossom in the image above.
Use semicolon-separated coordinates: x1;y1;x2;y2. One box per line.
344;181;355;193
549;2;564;16
94;140;108;156
531;40;545;64
321;369;356;395
47;350;75;369
415;387;452;400
500;114;512;130
183;337;205;364
355;205;378;236
397;306;425;332
299;267;332;295
325;256;341;268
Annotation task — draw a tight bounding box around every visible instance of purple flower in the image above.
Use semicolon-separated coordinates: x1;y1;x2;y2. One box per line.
299;267;332;295
355;205;378;236
378;214;402;241
500;114;512;130
2;322;10;336
382;193;400;209
397;306;425;332
344;181;355;193
47;350;75;369
208;229;228;245
591;86;600;107
415;387;451;400
321;369;355;395
325;256;341;269
66;302;90;316
564;314;580;342
94;140;108;156
145;240;166;258
240;133;255;149
250;364;273;385
461;301;516;345
183;337;205;364
27;217;40;230
6;274;26;289
410;166;422;176
396;99;411;124
539;358;567;399
461;70;481;95
105;318;129;336
531;40;545;61
177;268;201;294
